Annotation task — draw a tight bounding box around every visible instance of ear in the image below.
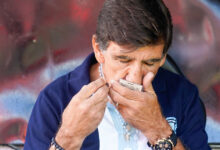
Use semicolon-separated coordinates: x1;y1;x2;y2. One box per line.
159;54;167;67
92;34;105;64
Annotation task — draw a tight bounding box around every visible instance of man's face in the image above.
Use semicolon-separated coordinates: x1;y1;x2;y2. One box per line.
94;41;166;85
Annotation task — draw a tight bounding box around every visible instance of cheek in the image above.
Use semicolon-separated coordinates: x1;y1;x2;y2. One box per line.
105;61;129;80
143;64;161;75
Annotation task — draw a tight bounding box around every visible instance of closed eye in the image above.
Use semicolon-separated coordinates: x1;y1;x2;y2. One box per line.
142;58;161;66
119;59;131;63
113;55;133;63
144;62;154;66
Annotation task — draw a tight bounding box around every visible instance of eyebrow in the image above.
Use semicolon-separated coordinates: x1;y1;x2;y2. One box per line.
113;55;163;63
113;55;133;60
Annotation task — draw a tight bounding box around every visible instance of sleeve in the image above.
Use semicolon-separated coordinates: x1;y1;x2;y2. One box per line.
24;90;63;150
178;83;211;150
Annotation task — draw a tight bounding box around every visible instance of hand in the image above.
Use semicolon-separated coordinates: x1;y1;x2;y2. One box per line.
55;78;109;149
109;72;171;144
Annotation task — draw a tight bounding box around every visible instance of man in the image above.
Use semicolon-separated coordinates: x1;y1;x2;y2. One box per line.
24;0;210;149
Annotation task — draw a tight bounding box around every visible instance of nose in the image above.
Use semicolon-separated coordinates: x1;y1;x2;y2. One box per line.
125;63;144;85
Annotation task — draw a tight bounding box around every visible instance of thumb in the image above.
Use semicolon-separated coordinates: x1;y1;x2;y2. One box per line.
143;72;155;92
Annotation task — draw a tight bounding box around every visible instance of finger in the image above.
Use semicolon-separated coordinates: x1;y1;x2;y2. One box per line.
88;85;109;105
143;72;155;92
95;97;108;110
110;80;142;100
109;88;136;107
78;78;106;99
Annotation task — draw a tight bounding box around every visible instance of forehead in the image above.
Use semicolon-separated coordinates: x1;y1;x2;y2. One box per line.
106;41;165;58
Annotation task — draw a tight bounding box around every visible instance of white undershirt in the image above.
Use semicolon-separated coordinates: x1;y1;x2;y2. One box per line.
98;106;152;150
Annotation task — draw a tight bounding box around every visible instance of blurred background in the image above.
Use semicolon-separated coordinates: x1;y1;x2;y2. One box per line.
0;0;219;149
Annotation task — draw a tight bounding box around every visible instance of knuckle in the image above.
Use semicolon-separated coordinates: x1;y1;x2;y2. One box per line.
74;92;82;100
69;95;81;106
91;82;99;90
81;85;88;91
97;78;105;84
72;97;80;105
94;78;104;86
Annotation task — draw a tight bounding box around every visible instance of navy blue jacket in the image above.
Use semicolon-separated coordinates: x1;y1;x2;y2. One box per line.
24;53;210;150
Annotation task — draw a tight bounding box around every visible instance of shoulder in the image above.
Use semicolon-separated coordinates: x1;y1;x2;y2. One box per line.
158;68;198;95
155;68;201;115
43;71;72;95
41;69;81;107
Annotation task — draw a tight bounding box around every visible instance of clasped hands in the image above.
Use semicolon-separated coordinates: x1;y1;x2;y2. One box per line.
56;72;171;149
